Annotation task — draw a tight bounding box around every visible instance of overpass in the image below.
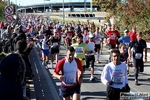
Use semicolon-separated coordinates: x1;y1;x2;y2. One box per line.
17;2;99;13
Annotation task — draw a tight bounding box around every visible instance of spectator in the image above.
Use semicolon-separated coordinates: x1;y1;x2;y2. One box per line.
0;48;26;100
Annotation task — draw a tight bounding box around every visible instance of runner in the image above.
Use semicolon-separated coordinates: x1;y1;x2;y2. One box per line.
36;30;44;59
71;33;89;72
41;33;50;69
83;29;89;43
85;34;96;81
118;30;131;75
94;27;102;63
53;46;83;100
50;29;60;68
128;26;137;42
106;24;120;63
101;49;130;100
128;32;147;85
65;27;74;49
106;24;120;50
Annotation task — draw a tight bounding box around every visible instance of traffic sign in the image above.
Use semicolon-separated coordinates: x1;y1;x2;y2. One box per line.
5;6;14;15
5;15;14;23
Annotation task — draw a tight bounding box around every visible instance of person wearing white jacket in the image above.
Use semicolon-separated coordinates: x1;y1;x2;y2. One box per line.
101;49;130;100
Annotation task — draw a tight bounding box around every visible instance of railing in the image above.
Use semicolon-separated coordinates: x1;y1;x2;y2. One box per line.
68;14;95;18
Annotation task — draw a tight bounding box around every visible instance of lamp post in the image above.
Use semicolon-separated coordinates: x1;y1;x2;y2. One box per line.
44;0;50;14
19;1;26;14
44;0;45;13
7;0;10;6
84;0;86;13
90;0;93;13
62;0;64;24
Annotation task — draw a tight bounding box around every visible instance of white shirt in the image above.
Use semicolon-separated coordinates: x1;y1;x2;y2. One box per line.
83;35;89;42
87;41;95;55
101;62;128;89
62;58;78;86
94;33;102;44
42;39;49;50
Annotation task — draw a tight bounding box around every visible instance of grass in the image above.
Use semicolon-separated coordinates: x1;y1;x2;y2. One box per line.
0;16;4;22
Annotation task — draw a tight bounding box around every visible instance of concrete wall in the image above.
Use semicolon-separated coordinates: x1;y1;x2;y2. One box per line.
27;12;114;26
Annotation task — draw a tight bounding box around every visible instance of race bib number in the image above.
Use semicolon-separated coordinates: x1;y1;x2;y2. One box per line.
53;42;58;46
64;77;76;86
124;42;129;48
67;34;72;38
112;76;123;84
110;34;116;40
75;47;83;54
135;53;142;59
95;40;100;44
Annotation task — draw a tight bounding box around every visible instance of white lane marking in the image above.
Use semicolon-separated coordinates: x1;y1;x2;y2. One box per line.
33;47;61;100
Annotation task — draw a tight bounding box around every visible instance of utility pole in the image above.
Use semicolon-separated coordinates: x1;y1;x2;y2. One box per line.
7;0;10;6
62;0;64;24
84;0;86;13
44;0;45;13
90;0;93;13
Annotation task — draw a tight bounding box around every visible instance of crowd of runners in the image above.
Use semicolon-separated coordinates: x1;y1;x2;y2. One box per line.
0;13;148;100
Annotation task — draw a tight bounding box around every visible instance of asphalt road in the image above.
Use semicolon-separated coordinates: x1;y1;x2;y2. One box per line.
29;44;150;100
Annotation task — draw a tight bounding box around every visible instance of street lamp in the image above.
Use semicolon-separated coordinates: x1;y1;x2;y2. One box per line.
19;1;26;14
90;0;93;13
44;0;50;14
7;0;10;6
44;0;45;13
62;0;64;24
84;0;86;13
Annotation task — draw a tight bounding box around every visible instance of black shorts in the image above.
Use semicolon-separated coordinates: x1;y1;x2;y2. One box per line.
109;44;116;49
107;86;124;100
85;55;95;68
51;47;59;54
94;44;101;52
59;84;80;98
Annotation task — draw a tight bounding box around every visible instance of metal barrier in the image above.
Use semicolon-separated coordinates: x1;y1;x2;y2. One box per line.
68;14;95;18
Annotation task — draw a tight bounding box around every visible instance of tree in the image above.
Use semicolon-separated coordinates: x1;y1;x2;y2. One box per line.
92;0;150;41
0;1;7;21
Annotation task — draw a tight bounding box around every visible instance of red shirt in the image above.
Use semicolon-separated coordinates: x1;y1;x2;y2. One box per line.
0;22;3;28
106;30;120;45
54;58;82;88
66;31;74;40
57;28;62;37
128;32;136;42
84;40;95;44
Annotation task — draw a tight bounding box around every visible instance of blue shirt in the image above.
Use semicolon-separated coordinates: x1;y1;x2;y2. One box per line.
118;36;130;52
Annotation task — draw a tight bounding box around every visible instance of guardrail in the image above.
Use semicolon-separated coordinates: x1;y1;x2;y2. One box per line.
68;14;95;18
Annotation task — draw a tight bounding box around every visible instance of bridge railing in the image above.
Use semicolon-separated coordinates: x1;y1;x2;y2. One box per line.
67;14;95;18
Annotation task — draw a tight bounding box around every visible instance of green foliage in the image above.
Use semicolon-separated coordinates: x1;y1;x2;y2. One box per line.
0;1;16;22
0;1;7;21
96;0;150;40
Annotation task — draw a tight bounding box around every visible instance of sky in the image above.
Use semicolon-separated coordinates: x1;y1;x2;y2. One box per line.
10;0;91;6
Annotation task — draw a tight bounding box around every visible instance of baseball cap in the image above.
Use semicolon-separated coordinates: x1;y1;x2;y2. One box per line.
124;29;129;33
132;26;136;29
